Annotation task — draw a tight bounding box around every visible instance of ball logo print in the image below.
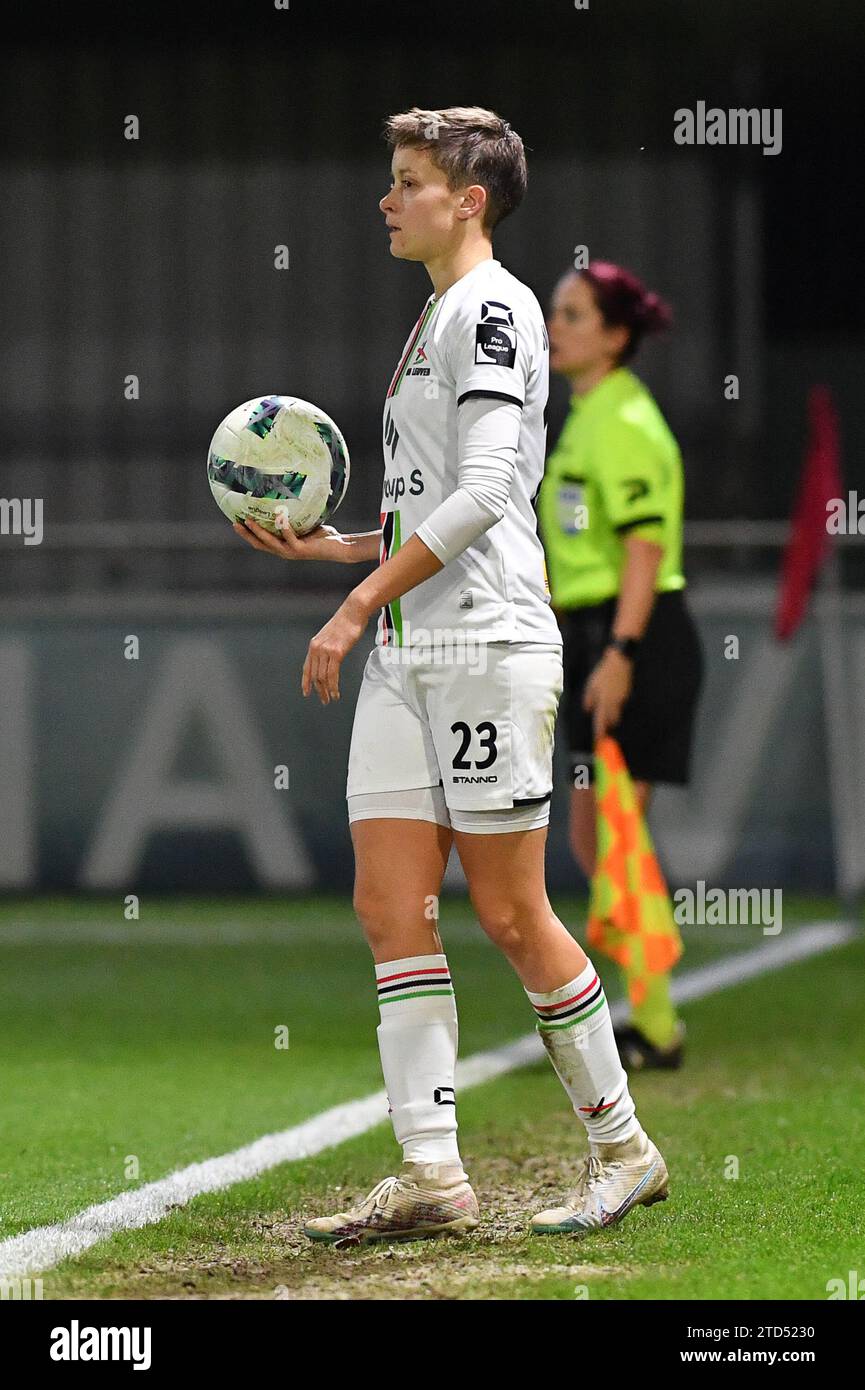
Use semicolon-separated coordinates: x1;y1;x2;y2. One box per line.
207;395;349;536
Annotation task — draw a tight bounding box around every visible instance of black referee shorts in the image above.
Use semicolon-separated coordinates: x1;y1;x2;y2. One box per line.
558;589;704;786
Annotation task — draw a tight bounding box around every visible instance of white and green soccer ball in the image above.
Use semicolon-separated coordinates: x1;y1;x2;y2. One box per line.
207;395;350;536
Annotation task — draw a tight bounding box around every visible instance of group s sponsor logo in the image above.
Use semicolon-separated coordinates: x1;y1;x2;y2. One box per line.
382;468;424;502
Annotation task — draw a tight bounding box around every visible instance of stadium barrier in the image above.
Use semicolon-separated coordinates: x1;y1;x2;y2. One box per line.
0;564;861;894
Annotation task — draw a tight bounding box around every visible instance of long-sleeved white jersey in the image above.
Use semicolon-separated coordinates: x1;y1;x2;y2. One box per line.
376;257;561;648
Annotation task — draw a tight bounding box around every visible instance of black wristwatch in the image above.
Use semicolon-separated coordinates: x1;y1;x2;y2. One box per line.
607;635;641;661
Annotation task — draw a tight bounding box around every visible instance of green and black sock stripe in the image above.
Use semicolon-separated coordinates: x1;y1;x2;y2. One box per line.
532;973;606;1031
376;965;454;1007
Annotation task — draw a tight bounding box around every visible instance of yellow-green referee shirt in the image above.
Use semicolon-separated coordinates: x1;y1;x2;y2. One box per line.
538;367;685;608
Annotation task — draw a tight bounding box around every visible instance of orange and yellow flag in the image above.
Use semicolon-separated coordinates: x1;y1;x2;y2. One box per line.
586;735;683;1008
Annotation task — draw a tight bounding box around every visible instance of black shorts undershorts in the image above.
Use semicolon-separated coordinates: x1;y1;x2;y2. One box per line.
558;589;704;786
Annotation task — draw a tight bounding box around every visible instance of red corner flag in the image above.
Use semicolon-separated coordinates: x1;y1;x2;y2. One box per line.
774;385;843;641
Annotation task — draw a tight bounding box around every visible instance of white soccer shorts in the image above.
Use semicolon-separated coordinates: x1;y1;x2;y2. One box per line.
346;641;563;830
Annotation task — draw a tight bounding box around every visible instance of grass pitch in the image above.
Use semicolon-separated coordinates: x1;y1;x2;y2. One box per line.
0;894;861;1300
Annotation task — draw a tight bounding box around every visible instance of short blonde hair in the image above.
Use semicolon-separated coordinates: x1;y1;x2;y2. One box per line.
382;106;527;232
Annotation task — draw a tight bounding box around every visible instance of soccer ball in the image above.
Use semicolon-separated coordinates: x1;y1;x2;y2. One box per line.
207;395;350;536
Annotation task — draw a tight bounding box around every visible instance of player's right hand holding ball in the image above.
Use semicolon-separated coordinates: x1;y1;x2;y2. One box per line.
233;512;353;563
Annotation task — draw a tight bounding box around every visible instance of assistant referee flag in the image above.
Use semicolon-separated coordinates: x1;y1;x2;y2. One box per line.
586;736;683;1008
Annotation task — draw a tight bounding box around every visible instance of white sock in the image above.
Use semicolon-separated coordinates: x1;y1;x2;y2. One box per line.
526;958;639;1146
375;953;465;1174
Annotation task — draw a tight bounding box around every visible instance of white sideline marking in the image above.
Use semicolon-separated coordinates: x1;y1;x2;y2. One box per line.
669;919;858;1004
0;919;858;1278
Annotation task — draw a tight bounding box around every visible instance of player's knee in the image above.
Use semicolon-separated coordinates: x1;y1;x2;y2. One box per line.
474;900;533;956
352;884;387;945
352;881;412;950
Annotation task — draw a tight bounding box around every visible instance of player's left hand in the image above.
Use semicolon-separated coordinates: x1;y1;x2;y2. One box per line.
583;648;634;741
302;595;369;704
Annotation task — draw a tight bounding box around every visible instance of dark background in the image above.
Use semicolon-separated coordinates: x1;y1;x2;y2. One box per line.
1;0;861;596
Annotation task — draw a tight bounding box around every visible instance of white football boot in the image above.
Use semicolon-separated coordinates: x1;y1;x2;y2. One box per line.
303;1161;480;1246
531;1129;669;1236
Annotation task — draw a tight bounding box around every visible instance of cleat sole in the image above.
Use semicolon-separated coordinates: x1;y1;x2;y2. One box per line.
303;1214;479;1246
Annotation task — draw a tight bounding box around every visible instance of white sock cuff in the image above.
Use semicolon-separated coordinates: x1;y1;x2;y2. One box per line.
375;953;449;978
375;954;455;1017
524;957;599;1008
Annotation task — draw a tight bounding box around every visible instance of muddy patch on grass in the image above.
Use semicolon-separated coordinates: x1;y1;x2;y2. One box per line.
266;1257;626;1301
56;1139;657;1299
134;1149;645;1300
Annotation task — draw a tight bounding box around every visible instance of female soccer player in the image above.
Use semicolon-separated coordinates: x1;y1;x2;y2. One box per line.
538;261;704;1070
236;110;669;1243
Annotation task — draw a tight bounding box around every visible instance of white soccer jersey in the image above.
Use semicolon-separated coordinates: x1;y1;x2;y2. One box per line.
376;258;561;647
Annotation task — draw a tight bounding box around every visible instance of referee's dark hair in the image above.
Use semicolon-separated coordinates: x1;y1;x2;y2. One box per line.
580;261;673;363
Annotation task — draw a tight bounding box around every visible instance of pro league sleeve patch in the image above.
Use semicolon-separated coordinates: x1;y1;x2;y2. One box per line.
474;300;517;367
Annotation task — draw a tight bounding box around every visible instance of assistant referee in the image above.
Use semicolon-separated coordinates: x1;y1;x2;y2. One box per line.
538;260;703;1069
